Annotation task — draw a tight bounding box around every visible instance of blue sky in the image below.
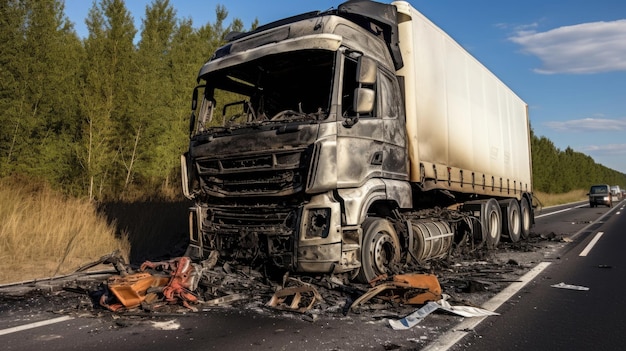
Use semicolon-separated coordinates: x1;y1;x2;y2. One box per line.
64;0;626;174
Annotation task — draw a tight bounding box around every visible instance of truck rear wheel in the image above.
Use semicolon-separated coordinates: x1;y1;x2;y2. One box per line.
357;217;401;283
483;199;502;249
520;197;531;239
500;199;521;242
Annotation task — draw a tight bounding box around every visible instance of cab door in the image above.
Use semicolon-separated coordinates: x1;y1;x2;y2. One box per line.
336;55;407;188
336;55;384;188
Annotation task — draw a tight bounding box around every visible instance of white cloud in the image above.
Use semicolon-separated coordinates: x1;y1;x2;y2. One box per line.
496;22;539;31
582;143;626;155
544;117;626;132
509;20;626;74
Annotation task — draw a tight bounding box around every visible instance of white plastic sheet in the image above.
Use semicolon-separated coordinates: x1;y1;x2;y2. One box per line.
388;298;499;330
550;282;589;291
388;301;440;330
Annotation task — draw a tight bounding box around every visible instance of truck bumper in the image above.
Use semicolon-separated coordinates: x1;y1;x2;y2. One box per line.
295;192;361;274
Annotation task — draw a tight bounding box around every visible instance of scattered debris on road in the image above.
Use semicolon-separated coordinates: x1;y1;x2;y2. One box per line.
550;282;590;291
0;232;563;332
267;278;323;313
389;297;499;330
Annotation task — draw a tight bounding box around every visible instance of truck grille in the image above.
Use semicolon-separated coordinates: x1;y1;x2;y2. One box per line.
195;149;308;197
206;205;297;235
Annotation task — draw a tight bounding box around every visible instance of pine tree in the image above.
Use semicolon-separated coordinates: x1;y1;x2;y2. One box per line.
129;0;178;194
0;0;27;176
80;0;136;200
0;0;82;186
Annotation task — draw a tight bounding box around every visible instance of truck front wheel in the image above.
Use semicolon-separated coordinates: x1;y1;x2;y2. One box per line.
357;217;401;283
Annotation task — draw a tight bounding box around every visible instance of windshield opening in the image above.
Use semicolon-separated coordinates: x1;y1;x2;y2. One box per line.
590;186;608;194
193;50;335;132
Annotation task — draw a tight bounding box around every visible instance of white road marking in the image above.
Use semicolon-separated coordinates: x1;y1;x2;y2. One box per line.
422;261;552;351
579;232;604;257
0;316;74;336
535;204;587;218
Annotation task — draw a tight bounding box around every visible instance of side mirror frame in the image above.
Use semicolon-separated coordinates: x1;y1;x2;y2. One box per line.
353;88;375;114
357;56;377;85
354;56;377;115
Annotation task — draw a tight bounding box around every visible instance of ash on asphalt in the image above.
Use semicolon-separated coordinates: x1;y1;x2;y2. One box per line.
0;232;567;340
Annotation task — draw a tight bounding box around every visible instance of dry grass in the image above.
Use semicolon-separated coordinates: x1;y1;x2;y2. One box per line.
0;178;130;284
533;189;587;208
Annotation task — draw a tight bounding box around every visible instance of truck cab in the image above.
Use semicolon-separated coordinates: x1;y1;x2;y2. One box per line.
181;2;411;278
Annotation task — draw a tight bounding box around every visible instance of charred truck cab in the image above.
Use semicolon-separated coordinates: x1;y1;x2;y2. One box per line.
181;1;534;283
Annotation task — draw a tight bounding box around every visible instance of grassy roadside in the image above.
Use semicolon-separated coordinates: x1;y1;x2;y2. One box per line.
533;189;587;208
0;178;130;284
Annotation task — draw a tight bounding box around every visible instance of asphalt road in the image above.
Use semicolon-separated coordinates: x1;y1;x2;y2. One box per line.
448;200;626;351
0;200;623;351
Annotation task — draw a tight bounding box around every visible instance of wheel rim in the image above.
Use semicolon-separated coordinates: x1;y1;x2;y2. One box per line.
358;218;401;283
371;233;396;274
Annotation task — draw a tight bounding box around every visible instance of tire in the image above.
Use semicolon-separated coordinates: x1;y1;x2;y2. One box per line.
483;198;502;249
520;196;532;239
500;199;521;243
357;217;401;283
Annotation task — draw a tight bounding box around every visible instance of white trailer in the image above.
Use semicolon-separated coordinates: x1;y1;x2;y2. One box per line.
395;2;532;199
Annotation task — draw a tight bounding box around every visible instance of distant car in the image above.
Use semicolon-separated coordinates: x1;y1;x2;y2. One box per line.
588;184;612;208
610;185;622;201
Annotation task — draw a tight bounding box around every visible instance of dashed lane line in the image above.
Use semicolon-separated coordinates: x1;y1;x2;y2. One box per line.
579;232;604;257
0;315;74;336
535;204;587;218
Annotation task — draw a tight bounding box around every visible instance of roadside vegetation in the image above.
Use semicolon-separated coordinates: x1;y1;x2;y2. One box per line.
0;178;130;284
533;189;588;208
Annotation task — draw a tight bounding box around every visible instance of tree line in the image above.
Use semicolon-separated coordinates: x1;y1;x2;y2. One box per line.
531;129;626;193
1;0;624;200
0;0;253;200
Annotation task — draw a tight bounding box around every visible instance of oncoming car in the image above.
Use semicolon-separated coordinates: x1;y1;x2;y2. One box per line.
588;184;612;208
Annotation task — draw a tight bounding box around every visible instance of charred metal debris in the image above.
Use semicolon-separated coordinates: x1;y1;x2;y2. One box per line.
0;234;562;320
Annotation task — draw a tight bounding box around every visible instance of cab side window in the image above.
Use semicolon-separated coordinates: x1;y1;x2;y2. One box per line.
378;70;399;119
341;58;358;117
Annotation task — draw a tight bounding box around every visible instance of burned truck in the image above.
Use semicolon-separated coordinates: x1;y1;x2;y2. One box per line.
180;0;533;282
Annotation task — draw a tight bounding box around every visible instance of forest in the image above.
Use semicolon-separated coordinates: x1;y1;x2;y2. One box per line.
2;0;625;201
